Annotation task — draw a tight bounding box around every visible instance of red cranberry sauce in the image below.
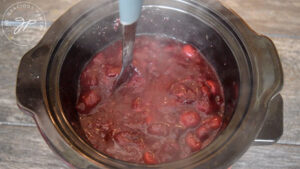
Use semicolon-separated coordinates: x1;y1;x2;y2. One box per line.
76;35;225;164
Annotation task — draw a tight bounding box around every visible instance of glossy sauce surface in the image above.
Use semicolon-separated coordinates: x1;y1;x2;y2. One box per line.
76;35;225;164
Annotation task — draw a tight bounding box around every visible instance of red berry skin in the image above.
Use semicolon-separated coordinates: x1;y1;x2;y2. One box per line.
170;83;186;98
83;91;100;107
197;99;212;114
182;44;197;58
206;80;217;95
206;115;222;130
76;90;101;114
143;152;157;164
196;126;210;140
201;85;211;96
196;116;222;140
185;132;202;151
170;82;196;103
180;111;201;128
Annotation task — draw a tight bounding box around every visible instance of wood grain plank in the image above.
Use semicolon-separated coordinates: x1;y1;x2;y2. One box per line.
31;0;80;23
0;0;79;124
0;125;299;169
0;32;36;125
0;0;80;23
220;0;300;37
272;37;300;145
0;125;68;169
232;144;300;169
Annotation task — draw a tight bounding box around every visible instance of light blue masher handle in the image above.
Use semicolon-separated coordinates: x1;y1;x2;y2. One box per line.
119;0;143;25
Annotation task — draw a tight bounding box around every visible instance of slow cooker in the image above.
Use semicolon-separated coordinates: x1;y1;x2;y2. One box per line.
16;0;284;168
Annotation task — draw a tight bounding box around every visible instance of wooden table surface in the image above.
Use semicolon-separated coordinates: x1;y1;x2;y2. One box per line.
0;0;299;168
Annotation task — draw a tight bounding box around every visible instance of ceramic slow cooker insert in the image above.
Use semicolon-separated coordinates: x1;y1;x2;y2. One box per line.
16;0;283;168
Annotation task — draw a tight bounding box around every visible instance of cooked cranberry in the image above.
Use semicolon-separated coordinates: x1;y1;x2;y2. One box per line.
170;82;196;103
180;111;201;128
185;132;202;151
215;95;223;105
143;152;157;164
201;85;211;96
208;115;222;129
147;123;169;136
170;83;186;98
75;103;85;113
76;90;101;114
196;99;211;114
204;115;222;130
180;78;199;93
206;80;217;95
182;44;197;58
105;66;121;77
184;90;197;104
82;90;101;107
196;126;210;140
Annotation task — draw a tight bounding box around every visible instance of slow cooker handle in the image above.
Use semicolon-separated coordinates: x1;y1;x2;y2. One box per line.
254;94;283;145
251;36;284;145
16;45;49;116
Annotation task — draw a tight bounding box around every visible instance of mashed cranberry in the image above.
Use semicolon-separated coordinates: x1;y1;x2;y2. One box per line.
76;35;225;164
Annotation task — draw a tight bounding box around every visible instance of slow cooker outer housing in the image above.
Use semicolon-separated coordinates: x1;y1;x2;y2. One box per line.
16;0;283;168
